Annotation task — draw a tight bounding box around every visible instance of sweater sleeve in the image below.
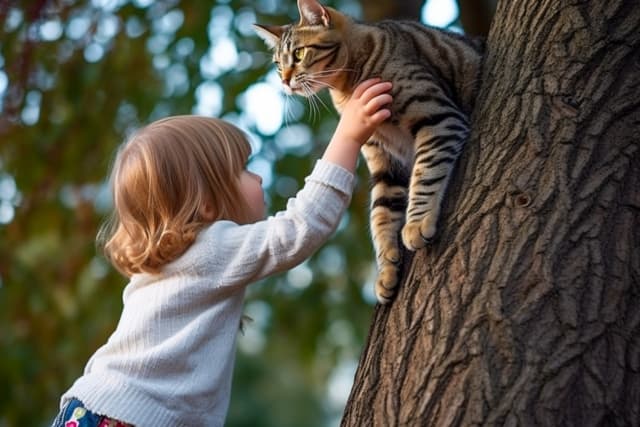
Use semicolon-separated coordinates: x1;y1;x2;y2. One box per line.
171;159;355;287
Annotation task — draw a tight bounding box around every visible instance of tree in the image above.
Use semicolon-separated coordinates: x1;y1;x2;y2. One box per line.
360;1;423;22
342;0;640;425
458;0;496;37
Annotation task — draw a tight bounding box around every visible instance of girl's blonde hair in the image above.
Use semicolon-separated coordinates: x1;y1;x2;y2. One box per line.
99;115;252;277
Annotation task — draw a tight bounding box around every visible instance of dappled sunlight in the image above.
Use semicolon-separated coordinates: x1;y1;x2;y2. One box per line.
238;82;284;135
422;0;459;28
0;173;18;224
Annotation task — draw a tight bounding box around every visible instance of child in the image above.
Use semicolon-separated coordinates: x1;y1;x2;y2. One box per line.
51;78;392;427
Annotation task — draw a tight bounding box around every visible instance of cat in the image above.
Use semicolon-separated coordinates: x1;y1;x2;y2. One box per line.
255;0;484;304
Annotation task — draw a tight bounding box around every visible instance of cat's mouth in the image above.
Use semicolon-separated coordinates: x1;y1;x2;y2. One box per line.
282;84;295;96
284;79;325;97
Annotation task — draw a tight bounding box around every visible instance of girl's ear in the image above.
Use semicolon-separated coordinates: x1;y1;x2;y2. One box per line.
298;0;331;27
199;202;216;222
253;24;285;49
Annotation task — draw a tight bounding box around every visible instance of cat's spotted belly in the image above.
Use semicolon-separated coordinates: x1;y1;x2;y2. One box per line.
373;123;414;167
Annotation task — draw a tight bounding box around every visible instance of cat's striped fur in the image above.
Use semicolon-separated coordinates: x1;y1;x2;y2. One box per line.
255;0;484;304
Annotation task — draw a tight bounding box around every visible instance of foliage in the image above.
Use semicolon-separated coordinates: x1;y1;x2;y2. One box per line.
0;1;377;426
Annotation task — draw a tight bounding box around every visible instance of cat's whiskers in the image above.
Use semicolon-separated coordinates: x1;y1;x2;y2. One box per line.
282;94;294;128
300;81;321;123
305;77;338;92
307;68;355;86
309;67;356;76
300;79;334;119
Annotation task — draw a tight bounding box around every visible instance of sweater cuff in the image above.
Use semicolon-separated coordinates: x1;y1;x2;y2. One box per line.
306;159;355;195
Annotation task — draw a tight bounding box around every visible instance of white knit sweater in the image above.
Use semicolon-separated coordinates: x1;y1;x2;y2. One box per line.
60;160;355;426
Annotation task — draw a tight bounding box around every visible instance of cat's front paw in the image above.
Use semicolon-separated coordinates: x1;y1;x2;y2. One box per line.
375;264;400;304
401;215;437;251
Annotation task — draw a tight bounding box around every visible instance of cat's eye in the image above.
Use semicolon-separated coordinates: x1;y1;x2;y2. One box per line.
293;47;306;62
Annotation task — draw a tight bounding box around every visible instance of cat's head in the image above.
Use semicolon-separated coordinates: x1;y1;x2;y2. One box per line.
254;0;351;97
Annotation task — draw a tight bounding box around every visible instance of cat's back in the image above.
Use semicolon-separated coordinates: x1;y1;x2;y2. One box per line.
348;19;484;113
364;19;483;58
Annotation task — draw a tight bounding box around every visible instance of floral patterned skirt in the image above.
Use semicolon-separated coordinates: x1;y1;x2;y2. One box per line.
51;399;133;427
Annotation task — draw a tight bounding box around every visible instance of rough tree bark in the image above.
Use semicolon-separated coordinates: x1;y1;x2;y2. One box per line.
342;0;640;426
458;0;496;37
361;1;424;22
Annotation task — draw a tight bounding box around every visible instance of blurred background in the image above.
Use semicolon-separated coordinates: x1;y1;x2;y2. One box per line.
0;1;495;425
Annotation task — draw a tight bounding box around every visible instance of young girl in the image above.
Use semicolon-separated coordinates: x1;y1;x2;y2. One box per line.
51;78;392;427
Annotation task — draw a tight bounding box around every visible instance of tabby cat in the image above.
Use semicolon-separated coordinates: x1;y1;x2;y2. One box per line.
255;0;484;303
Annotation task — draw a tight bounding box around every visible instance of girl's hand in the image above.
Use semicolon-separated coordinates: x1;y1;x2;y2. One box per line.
334;78;393;146
322;78;392;173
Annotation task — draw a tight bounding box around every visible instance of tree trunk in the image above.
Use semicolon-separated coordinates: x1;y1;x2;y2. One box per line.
458;0;497;37
342;0;640;425
361;1;424;22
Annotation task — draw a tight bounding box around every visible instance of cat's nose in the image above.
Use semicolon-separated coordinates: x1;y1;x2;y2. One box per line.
281;69;293;85
281;77;293;94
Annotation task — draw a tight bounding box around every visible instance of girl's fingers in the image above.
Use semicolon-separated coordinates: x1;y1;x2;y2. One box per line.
370;108;392;124
365;93;393;114
361;81;392;102
352;78;382;98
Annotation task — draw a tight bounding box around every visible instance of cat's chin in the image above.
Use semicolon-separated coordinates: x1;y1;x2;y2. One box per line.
296;90;321;98
282;85;294;96
284;83;324;97
285;89;320;98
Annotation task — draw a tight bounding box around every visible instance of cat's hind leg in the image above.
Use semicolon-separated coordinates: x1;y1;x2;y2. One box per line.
402;116;468;250
362;140;410;304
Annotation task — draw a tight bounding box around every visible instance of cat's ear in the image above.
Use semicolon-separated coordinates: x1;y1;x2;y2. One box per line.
298;0;331;27
253;24;285;49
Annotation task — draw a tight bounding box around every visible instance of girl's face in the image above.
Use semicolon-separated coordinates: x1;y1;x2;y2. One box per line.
237;169;266;223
